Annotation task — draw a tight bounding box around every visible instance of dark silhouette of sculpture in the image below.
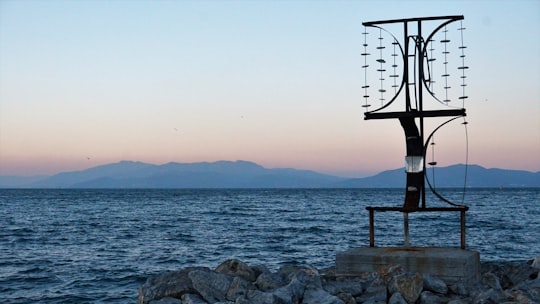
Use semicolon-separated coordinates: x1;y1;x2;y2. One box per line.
361;16;470;248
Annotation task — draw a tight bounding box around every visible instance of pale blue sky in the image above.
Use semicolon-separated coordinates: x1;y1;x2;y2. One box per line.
0;0;539;176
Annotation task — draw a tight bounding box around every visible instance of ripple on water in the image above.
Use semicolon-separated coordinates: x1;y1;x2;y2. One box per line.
0;188;538;303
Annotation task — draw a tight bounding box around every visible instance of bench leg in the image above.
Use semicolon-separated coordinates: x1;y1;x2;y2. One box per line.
404;212;410;247
460;210;466;249
369;209;374;247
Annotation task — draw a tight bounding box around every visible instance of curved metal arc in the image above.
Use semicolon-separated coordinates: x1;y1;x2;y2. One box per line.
363;24;406;115
421;18;464;107
422;47;439;102
423;116;467;207
422;47;459;107
423;18;461;52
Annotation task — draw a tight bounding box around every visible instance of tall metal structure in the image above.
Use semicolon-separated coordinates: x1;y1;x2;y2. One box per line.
361;16;470;248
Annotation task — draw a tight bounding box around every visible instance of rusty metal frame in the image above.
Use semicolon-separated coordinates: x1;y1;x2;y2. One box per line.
366;206;468;249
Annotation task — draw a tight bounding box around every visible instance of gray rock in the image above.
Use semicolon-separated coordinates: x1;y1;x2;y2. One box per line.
251;264;271;274
482;272;503;290
481;261;538;290
472;288;504;304
417;291;446;304
138;267;207;304
189;269;233;303
423;274;448;295
271;271;307;303
446;299;471;304
180;294;207;304
531;256;540;269
449;282;469;296
216;259;258;282
335;292;356;304
138;259;540;304
516;277;540;302
278;264;320;281
236;289;279;304
323;278;365;297
503;289;533;304
376;264;405;285
296;269;324;290
388;272;423;304
255;271;287;291
388;292;408;304
303;285;345;304
507;263;539;288
355;283;387;304
226;276;254;301
149;297;182;304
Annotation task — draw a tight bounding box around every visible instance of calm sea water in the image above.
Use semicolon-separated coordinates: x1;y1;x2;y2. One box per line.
1;188;539;303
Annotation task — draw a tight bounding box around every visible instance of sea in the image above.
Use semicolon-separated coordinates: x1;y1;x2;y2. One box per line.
1;188;539;303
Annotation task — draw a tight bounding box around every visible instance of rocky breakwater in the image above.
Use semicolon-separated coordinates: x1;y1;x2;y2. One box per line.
138;257;540;304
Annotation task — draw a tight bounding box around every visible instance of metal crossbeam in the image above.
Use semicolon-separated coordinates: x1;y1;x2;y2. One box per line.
362;15;464;26
364;109;466;120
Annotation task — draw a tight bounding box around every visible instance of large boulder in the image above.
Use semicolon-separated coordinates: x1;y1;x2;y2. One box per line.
226;276;255;301
388;292;408;304
255;271;288;291
149;297;182;304
531;256;540;269
515;276;540;303
215;258;259;282
188;269;233;303
355;282;387;304
472;288;505;303
388;272;423;304
137;258;540;304
180;293;207;304
482;272;503;290
138;267;208;304
417;291;446;304
481;261;539;290
271;272;306;303
422;274;448;295
302;287;345;304
235;289;281;304
322;277;365;297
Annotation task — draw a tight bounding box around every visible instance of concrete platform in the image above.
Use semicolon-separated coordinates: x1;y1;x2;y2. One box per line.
336;247;480;285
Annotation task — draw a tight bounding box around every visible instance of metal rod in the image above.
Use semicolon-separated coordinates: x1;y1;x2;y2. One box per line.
403;22;410;112
362;15;464;26
364;108;466;120
460;210;466;249
418;20;427;209
369;209;375;247
404;212;410;247
367;206;468;212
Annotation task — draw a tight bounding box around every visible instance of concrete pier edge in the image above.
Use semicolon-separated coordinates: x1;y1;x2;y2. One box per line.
336;246;481;285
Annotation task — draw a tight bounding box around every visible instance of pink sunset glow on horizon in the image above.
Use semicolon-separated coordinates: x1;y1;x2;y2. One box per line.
1;1;539;177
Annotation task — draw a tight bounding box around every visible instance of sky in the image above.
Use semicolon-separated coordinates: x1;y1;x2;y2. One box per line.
0;0;539;177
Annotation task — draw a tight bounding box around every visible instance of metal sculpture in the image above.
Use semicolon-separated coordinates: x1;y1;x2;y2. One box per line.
361;16;470;248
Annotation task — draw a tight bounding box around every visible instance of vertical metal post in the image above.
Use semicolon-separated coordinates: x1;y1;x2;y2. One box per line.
417;20;427;209
460;210;466;249
369;209;375;247
403;212;410;247
403;22;410;111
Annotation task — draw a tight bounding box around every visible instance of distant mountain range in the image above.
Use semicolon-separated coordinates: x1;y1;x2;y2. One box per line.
1;160;539;188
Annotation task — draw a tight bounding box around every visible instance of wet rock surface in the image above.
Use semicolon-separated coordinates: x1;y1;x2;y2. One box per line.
138;257;540;304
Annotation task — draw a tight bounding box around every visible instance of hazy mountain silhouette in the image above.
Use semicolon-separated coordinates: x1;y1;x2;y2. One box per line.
1;160;538;188
25;160;344;188
335;164;540;188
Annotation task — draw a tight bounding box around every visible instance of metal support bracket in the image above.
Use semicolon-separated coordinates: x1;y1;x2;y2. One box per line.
366;206;468;249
